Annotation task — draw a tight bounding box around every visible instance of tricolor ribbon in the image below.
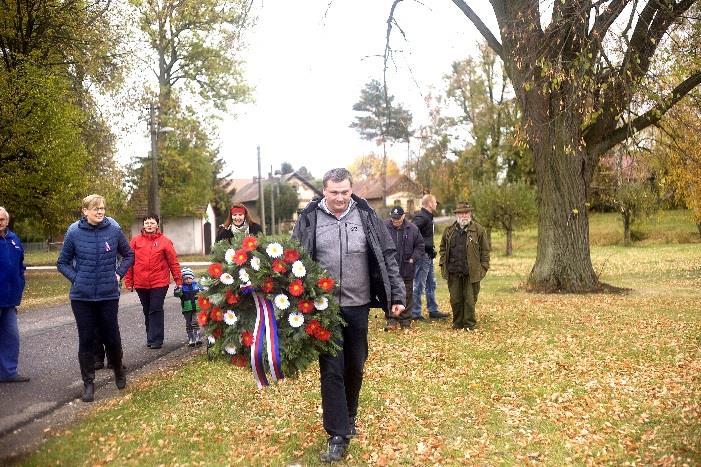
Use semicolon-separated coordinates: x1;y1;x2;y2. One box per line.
250;293;285;388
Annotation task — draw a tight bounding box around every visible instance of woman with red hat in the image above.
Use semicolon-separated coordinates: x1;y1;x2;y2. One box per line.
215;203;262;242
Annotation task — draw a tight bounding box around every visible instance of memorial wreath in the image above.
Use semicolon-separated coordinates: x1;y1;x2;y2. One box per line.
198;234;343;387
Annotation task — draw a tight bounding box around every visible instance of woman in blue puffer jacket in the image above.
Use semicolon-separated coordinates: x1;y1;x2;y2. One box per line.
57;194;134;402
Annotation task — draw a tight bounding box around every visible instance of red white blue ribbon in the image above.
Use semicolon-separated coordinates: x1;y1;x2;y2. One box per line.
251;293;285;388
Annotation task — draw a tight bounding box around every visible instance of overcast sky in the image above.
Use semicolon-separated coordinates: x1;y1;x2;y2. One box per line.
118;1;493;181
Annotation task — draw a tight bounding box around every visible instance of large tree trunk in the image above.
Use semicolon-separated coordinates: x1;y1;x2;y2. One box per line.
527;111;598;292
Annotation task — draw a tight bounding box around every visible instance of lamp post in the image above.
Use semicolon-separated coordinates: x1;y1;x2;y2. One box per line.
148;102;174;218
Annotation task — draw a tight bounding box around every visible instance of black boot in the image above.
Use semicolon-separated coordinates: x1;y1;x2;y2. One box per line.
78;353;95;402
320;436;348;463
108;349;127;390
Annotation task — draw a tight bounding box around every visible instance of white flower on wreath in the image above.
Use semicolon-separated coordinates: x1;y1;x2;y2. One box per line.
288;312;304;328
220;272;234;285
314;296;329;311
291;260;306;278
224;344;237;355
250;256;261;271
224;248;236;264
266;242;284;258
274;294;290;310
238;269;250;283
208;335;216;345
199;276;213;287
224;310;238;326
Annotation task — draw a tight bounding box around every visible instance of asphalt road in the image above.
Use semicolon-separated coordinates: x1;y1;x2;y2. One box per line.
0;286;191;443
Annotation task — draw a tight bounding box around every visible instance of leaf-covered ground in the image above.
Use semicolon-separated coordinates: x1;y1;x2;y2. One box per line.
21;242;701;466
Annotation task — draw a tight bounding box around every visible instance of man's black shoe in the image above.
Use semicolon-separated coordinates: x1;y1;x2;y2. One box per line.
429;311;449;319
412;315;426;321
346;417;358;439
0;374;30;383
320;436;348;463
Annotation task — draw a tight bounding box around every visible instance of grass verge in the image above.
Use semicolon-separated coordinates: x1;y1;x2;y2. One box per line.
21;241;701;465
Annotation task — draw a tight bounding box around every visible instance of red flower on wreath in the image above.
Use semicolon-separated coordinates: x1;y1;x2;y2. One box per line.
261;278;274;294
242;235;258;252
197;311;209;326
317;277;335;292
225;290;239;305
198;296;212;311
305;319;321;336
231;355;247;367
288;279;304;297
208;263;223;278
233;249;248;266
315;327;332;342
283;248;300;264
210;307;224;322
272;259;288;274
298;299;315;314
241;330;254;347
212;326;222;338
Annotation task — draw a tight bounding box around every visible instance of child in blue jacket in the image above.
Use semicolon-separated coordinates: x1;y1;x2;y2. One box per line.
174;268;202;346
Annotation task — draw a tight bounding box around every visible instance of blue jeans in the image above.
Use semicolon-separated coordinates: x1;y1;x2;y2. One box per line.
412;255;438;317
0;307;20;379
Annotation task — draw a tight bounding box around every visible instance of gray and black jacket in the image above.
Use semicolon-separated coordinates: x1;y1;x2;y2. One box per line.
292;195;405;311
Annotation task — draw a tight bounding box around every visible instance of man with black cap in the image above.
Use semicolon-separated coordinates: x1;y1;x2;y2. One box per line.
439;202;490;330
384;206;424;330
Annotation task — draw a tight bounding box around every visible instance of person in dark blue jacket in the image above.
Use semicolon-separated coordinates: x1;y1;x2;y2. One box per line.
0;207;30;383
57;194;134;402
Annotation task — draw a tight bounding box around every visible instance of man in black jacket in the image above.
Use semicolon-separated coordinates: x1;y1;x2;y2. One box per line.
384;206;424;330
293;168;405;463
412;194;449;320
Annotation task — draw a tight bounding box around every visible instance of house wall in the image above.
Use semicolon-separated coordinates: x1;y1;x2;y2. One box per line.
289;180;318;218
387;192;422;216
129;210;216;256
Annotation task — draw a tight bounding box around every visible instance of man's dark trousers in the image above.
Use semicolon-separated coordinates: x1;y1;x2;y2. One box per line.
319;304;369;438
446;275;480;329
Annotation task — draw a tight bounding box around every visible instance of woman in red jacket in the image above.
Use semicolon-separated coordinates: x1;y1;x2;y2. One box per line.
124;214;182;349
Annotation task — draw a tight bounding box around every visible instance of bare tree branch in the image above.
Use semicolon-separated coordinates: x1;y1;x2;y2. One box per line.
451;0;503;59
593;70;701;155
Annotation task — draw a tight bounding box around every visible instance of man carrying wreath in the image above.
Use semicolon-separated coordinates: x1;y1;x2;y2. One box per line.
293;168;405;463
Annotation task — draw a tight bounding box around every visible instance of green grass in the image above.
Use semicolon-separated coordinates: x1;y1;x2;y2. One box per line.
20;220;701;465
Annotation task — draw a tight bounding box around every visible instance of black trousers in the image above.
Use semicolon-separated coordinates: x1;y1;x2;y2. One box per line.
319;304;369;438
136;286;169;346
71;300;122;356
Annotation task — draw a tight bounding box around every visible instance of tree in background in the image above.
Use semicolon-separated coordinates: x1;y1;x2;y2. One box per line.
392;1;701;291
471;182;537;256
0;0;126;236
613;181;659;246
656;100;701;238
262;182;299;235
351;79;413;205
129;0;252;215
348;154;400;181
445;45;531;186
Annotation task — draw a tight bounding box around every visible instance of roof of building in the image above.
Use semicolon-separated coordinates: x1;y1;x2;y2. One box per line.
352;175;422;200
129;187;208;218
232;170;321;203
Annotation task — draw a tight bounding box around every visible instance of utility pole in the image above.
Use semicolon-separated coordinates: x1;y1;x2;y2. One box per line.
270;165;276;235
257;146;266;235
148;102;160;218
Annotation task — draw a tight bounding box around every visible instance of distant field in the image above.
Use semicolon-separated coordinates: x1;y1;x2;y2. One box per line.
19;209;699;310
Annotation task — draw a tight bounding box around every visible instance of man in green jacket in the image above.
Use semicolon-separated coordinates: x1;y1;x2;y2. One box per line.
439;203;490;330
